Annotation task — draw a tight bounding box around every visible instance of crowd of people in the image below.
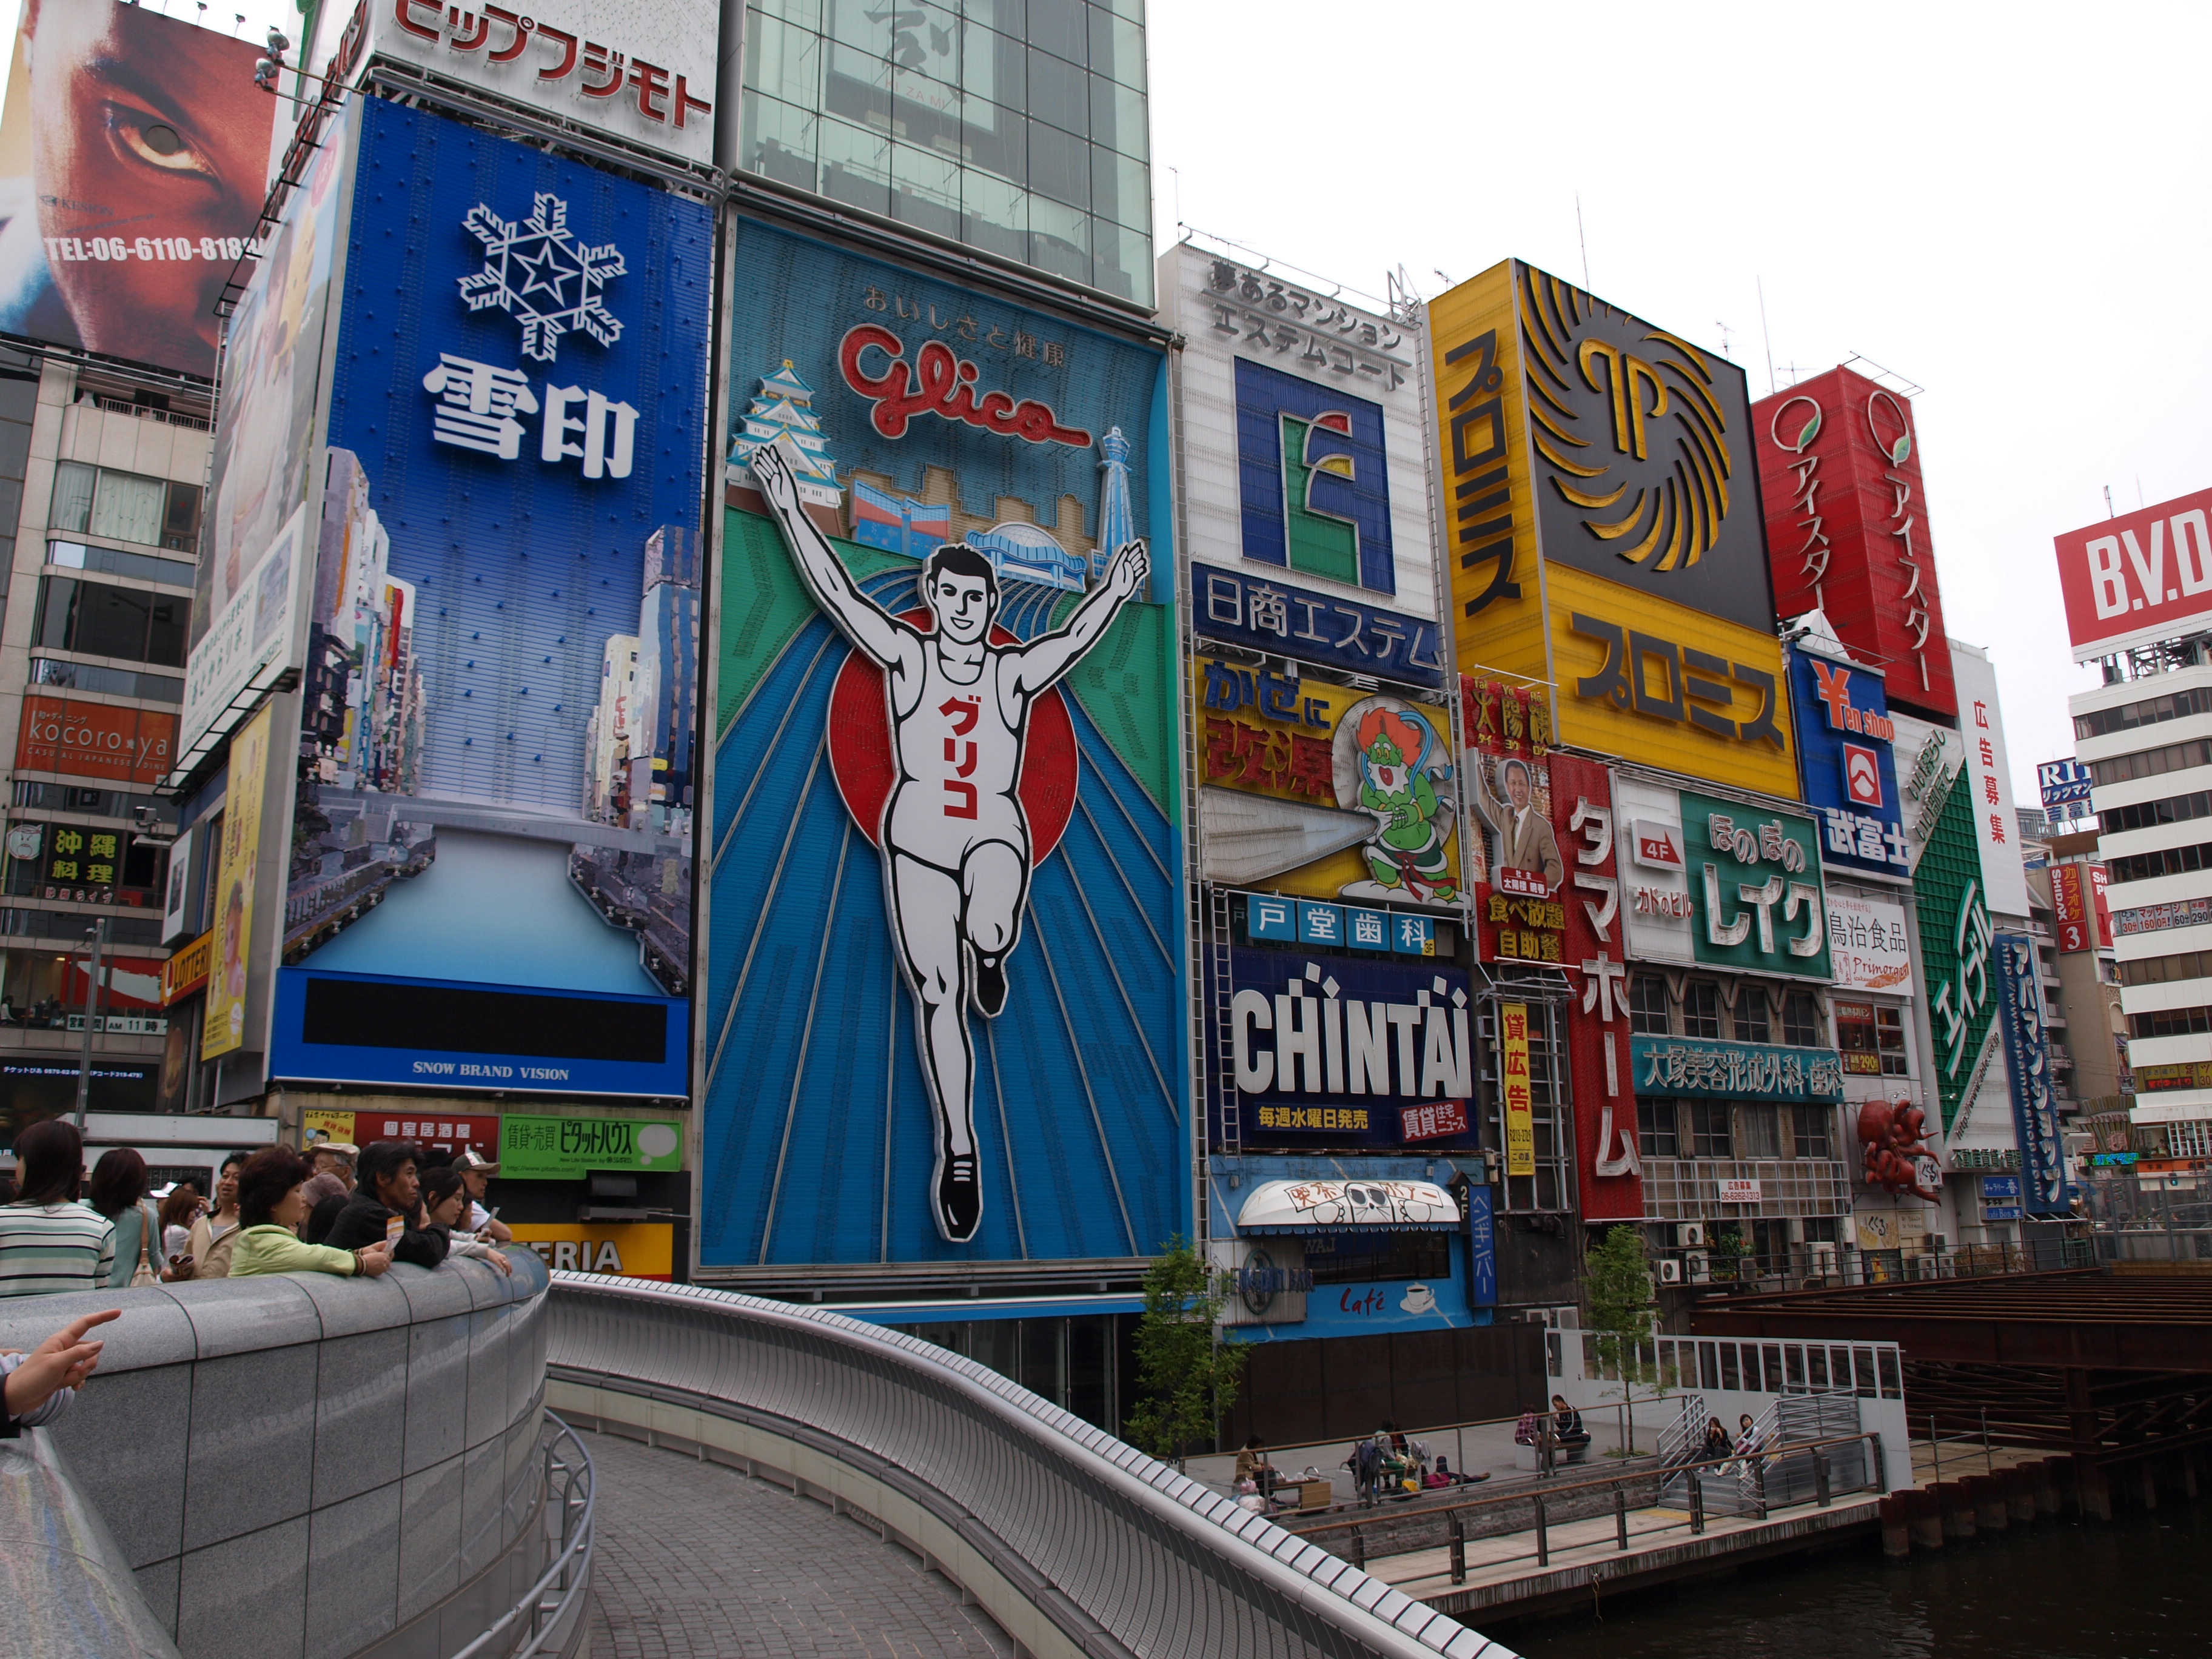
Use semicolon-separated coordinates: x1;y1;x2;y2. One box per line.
0;1120;519;1436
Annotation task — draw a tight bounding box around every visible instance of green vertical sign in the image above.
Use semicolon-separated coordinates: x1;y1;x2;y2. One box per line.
1913;771;1997;1131
1679;788;1832;980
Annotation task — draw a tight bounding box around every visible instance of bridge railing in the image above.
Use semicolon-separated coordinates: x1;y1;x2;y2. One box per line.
546;1273;1521;1659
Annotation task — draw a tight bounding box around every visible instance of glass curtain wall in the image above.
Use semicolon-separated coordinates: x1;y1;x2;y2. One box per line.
742;0;1153;306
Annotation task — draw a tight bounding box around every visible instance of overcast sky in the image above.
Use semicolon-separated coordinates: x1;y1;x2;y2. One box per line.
146;2;2212;799
1151;1;2212;803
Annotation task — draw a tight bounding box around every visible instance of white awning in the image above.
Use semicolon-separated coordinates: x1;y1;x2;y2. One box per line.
1236;1178;1461;1234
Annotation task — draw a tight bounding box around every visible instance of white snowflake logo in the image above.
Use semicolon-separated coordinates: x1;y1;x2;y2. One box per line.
457;192;624;363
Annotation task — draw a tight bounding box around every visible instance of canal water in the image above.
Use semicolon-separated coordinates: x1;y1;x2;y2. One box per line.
1520;1502;2212;1659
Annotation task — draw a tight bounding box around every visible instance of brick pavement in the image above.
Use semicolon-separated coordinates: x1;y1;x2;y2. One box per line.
581;1429;1016;1658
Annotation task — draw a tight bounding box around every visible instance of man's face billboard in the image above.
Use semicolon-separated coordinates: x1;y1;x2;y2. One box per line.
0;1;273;377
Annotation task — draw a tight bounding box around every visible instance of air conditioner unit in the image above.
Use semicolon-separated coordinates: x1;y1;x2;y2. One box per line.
1808;1242;1838;1277
1686;1251;1710;1282
1657;1258;1684;1284
1677;1222;1706;1248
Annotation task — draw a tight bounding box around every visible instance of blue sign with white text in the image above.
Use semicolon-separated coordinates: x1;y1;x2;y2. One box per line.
1992;934;2073;1218
267;99;712;1099
1787;643;1910;879
1189;560;1446;689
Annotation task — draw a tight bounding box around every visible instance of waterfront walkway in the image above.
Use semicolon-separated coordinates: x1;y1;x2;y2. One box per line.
581;1429;1016;1657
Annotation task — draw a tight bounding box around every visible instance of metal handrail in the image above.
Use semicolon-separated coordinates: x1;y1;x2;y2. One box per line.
449;1413;595;1659
548;1272;1521;1658
1288;1430;1887;1545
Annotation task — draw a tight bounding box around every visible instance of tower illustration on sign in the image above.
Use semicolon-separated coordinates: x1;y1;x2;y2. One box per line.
728;360;844;508
750;438;1150;1243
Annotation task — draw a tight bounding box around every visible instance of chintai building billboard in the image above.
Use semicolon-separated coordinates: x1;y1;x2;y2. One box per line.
700;216;1182;1275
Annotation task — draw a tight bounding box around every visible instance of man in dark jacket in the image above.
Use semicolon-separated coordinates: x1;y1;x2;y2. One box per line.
321;1141;448;1269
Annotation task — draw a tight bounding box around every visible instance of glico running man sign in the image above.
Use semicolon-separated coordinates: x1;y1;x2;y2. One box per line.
703;218;1182;1272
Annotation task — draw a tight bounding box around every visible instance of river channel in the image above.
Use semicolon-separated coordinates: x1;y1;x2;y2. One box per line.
1518;1501;2211;1659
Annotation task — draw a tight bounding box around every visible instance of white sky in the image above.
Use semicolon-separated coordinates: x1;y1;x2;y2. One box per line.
104;4;2212;803
1151;0;2212;803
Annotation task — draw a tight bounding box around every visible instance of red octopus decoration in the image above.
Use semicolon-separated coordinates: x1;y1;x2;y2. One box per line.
1856;1101;1941;1201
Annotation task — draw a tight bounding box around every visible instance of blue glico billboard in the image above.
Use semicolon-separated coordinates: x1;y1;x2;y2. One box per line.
266;99;712;1097
1786;639;1909;882
702;216;1182;1269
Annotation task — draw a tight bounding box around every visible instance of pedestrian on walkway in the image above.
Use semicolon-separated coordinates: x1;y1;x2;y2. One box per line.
454;1148;512;1243
229;1148;395;1280
187;1154;246;1279
0;1120;112;1296
158;1185;203;1261
3;1306;119;1433
323;1142;449;1269
88;1148;169;1288
419;1166;512;1276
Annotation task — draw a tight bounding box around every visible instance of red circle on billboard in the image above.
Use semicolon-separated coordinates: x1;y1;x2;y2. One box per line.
825;610;1078;859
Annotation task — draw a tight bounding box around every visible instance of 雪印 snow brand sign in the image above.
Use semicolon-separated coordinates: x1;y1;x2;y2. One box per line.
315;0;719;167
266;97;711;1100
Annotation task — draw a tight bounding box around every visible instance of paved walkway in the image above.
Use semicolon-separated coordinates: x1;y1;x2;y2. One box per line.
580;1429;1015;1658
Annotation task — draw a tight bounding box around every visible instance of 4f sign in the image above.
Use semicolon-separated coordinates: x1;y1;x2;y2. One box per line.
2056;486;2212;659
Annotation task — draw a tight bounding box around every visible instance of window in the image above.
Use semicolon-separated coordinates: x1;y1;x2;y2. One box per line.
32;576;189;666
47;539;195;588
1629;976;1671;1036
2119;950;2212;987
1738;1103;1781;1159
1834;1000;1880;1074
1781;990;1822;1047
2108;841;2212;885
1794;1105;1835;1160
2170;1121;2212;1159
49;461;201;551
1304;1233;1450;1285
1683;980;1721;1039
1638;1098;1679;1158
2075;684;2212;739
2101;789;2212;834
1876;1006;1910;1077
2130;1005;2212;1039
2090;739;2212;788
11;781;173;823
1687;1101;1732;1158
1732;992;1770;1044
30;658;184;704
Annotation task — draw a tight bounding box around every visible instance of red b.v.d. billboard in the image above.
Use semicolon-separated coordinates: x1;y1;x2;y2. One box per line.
2054;485;2212;661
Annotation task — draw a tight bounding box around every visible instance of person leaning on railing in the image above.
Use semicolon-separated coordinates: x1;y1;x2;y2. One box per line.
420;1165;512;1278
0;1120;113;1296
229;1148;395;1280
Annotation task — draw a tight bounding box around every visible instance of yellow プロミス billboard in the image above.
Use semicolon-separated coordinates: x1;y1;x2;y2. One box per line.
1429;261;1795;796
1193;658;1464;905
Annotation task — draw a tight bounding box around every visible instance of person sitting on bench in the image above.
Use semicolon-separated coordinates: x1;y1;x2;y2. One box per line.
1550;1394;1591;1453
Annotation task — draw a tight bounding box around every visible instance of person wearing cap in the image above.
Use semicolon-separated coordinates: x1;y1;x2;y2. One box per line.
455;1148;511;1243
309;1144;357;1191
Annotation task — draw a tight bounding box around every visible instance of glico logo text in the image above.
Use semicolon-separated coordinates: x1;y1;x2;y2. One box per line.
839;324;1091;448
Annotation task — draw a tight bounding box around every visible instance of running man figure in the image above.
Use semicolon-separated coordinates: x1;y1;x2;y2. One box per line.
752;440;1150;1242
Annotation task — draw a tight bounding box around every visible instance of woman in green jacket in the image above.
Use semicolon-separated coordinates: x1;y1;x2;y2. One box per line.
230;1148;395;1279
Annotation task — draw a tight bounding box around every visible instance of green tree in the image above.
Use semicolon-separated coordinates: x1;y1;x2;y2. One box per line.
1586;1224;1668;1454
1124;1235;1249;1469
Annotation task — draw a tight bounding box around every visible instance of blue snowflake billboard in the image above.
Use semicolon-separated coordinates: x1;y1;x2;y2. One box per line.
261;98;712;1097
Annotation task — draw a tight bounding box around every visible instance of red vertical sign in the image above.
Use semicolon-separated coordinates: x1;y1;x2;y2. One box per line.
2051;864;2091;953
